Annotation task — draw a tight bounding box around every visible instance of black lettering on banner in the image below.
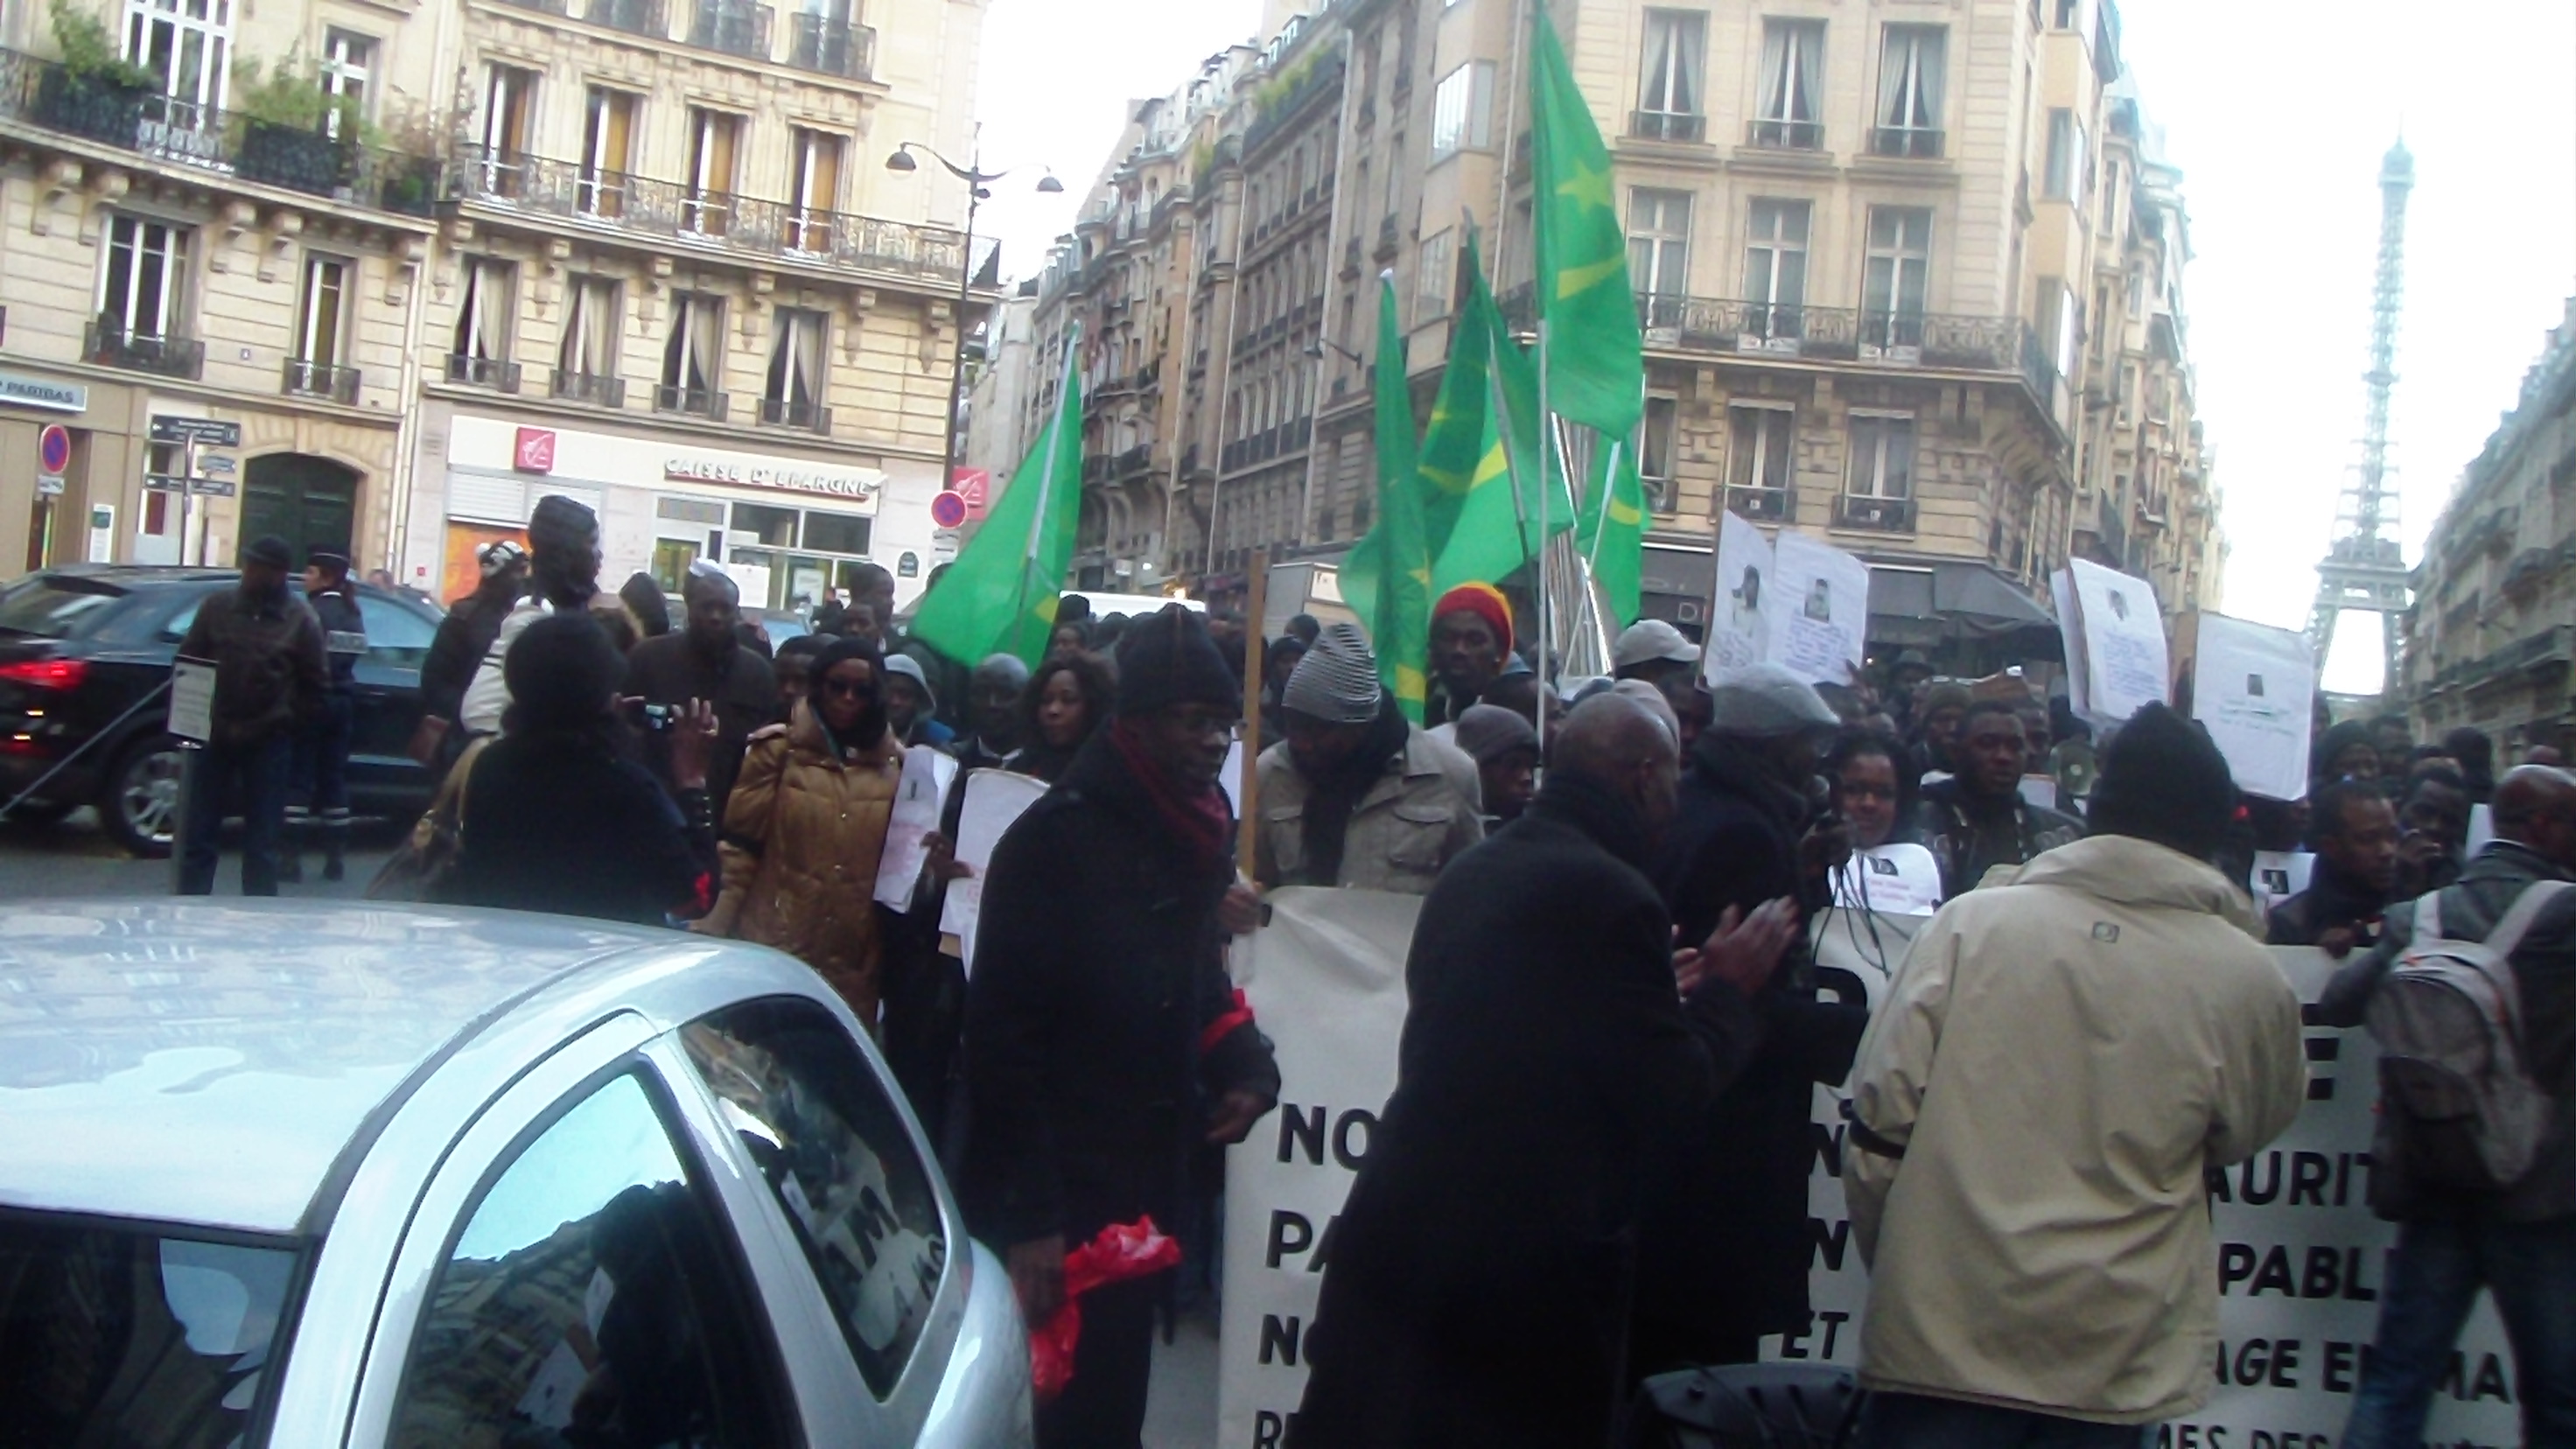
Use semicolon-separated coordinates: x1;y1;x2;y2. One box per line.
1278;1104;1326;1166
1254;1410;1285;1449
2288;1152;2332;1207
1779;1320;1813;1360
2219;1242;2256;1292
2325;1340;2357;1395
1809;1120;1845;1178
2241;1153;2285;1206
2469;1353;2514;1404
2247;1435;2333;1449
1808;1217;1851;1273
1817;1311;1848;1359
2156;1424;2229;1447
1332;1110;1375;1169
2269;1339;2301;1389
1260;1314;1302;1367
1309;1215;1337;1274
1268;1210;1312;1269
2250;1247;2297;1297
2301;1247;2342;1298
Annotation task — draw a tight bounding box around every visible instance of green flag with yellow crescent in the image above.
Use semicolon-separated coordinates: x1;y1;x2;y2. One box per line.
907;348;1084;668
1432;249;1571;596
1335;275;1433;719
1530;4;1643;439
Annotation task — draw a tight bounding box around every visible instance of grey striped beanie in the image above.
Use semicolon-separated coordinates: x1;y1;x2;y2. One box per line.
1283;622;1382;724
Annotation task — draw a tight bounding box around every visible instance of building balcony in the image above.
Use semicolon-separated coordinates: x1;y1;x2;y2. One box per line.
787;14;875;80
1868;125;1944;159
654;384;728;420
1834;494;1914;533
497;0;570;13
1726;484;1791;523
688;0;773;60
583;0;668;37
283;357;360;403
758;396;830;433
1618;293;2056;408
1114;444;1152;478
551;369;626;408
86;319;202;379
0;50;441;217
452;146;976;285
1630;110;1706;143
445;354;522;393
1746;117;1824;150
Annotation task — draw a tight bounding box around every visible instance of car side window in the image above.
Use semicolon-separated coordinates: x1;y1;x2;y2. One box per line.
387;1071;788;1449
680;998;948;1398
157;598;201;644
356;594;437;673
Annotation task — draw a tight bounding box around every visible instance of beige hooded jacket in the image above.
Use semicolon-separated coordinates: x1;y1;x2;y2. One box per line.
1844;833;2308;1424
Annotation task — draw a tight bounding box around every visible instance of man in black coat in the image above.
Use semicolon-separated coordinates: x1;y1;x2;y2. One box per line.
1294;694;1790;1448
622;563;776;817
1638;662;1867;1371
963;605;1280;1448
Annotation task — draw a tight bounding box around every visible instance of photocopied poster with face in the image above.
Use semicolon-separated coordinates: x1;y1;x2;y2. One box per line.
2065;557;2170;724
2050;569;2090;718
2194;613;2317;802
938;768;1050;974
1765;531;1870;687
1705;510;1774;680
873;746;961;909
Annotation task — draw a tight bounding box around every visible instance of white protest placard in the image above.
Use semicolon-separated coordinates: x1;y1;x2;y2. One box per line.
1830;844;1943;917
1766;531;1870;687
2066;557;2170;725
873;746;960;909
2467;804;2495;857
1763;947;2519;1447
1704;510;1774;680
2051;569;2090;718
168;658;215;743
1223;738;1247;818
2250;850;2317;921
938;768;1048;974
2196;613;2317;802
1218;887;1422;1449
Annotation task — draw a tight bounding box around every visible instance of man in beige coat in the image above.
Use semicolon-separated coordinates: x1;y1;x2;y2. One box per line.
1254;622;1482;895
1843;704;2307;1447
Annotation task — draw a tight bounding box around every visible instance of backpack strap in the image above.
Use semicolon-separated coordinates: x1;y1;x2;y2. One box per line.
2480;878;2576;962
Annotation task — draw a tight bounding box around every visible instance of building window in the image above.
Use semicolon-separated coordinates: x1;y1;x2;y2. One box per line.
1846;414;1914;499
1627;188;1690;312
99;215;191;340
788;129;843;251
2038;278;2079;381
122;0;230;131
579;87;639;219
1742;199;1809;339
1730;405;1794;494
474;65;536;197
764;308;829;431
1429;60;1494;159
1416;229;1454;318
319;27;372;137
660;291;725;416
1638;395;1679;512
293;254;346;372
1861;206;1931;347
2044;108;2084;200
556;276;621;402
1872;25;1944;158
684;108;743;236
1633;10;1706;141
1751;18;1824;149
449;257;516;389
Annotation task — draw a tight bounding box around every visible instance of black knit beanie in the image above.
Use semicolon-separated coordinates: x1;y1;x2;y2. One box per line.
1116;605;1238;718
502;612;624;735
2088;702;2237;861
528;494;600;552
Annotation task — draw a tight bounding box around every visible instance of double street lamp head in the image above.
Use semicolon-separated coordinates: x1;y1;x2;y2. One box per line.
883;143;1066;192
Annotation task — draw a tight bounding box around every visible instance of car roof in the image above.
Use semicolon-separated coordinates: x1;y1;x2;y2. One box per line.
16;564;240;591
0;900;712;1235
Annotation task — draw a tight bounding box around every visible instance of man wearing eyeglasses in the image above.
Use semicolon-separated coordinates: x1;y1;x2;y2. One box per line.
1253;621;1484;896
962;604;1282;1449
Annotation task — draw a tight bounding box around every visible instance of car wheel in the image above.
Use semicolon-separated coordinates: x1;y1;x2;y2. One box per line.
102;738;186;858
0;798;77;828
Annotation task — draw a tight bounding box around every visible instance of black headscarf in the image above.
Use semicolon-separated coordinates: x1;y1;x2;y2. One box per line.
1293;690;1412;887
807;634;889;760
620;572;672;638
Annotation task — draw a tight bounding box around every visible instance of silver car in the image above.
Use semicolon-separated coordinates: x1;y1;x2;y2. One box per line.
0;900;1031;1447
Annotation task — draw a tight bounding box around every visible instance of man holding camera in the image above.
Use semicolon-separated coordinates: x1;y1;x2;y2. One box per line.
624;562;777;819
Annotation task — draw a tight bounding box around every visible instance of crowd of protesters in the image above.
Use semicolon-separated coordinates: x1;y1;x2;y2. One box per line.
168;510;2575;1449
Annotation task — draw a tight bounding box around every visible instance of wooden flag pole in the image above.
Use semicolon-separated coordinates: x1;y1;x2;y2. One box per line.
1235;546;1269;878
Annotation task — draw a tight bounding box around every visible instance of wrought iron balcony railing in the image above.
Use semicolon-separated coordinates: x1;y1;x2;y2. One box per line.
1746;116;1824;150
1630;110;1706;143
87;318;202;379
786;14;874;79
1869;125;1944;159
283;357;360;403
551;369;626;407
689;0;772;60
0;50;441;215
758;396;830;433
584;0;667;35
1726;485;1792;523
654;384;729;420
452;145;976;282
444;354;522;393
1835;494;1915;532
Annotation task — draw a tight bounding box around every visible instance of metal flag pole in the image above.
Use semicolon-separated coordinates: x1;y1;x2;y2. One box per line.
1008;324;1082;655
1536;316;1553;696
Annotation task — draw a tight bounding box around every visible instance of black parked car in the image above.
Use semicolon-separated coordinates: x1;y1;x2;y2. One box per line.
0;565;445;855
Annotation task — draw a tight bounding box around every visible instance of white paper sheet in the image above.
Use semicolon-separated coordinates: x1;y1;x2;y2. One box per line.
938;769;1049;975
2050;569;2089;718
1704;510;1774;681
1830;843;1943;915
2250;850;2317;920
1764;531;1870;687
873;746;961;909
168;658;215;743
1222;738;1246;817
2193;613;2316;801
2068;557;2169;724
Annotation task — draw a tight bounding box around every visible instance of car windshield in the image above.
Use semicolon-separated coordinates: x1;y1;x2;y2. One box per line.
0;577;128;639
0;1212;303;1446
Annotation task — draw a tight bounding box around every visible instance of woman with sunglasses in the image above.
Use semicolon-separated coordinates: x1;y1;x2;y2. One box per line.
699;634;906;1024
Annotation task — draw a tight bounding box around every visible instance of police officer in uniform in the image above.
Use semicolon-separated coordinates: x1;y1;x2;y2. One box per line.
283;547;365;882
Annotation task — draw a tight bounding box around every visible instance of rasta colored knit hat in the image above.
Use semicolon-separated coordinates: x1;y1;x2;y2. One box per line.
1432;583;1514;654
1116;605;1239;718
2088;702;2237;860
1283;622;1384;724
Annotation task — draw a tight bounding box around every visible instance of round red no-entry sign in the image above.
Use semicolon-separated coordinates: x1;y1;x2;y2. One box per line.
38;424;71;475
931;490;969;529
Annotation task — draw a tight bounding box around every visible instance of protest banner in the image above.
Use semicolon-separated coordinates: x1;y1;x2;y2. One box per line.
1217;887;1422;1449
2059;558;2172;725
1766;946;2521;1447
1767;531;1871;687
1705;510;1772;678
2195;614;2318;802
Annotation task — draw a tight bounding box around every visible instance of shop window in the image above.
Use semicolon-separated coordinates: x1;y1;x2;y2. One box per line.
730;501;798;548
802;511;870;556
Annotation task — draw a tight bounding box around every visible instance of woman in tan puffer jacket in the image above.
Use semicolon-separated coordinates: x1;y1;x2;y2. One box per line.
700;634;903;1023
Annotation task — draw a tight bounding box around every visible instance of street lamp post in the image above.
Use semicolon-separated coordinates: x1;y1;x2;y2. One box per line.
886;141;1061;504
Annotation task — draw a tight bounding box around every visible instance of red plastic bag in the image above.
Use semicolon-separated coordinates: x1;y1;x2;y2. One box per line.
1028;1217;1184;1403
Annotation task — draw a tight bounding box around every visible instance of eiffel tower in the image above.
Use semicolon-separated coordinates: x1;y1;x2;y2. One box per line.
2308;139;2415;692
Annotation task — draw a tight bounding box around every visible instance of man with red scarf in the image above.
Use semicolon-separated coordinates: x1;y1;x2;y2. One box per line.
962;604;1281;1446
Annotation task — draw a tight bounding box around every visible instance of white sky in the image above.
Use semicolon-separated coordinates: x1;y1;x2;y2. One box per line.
972;1;2576;696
